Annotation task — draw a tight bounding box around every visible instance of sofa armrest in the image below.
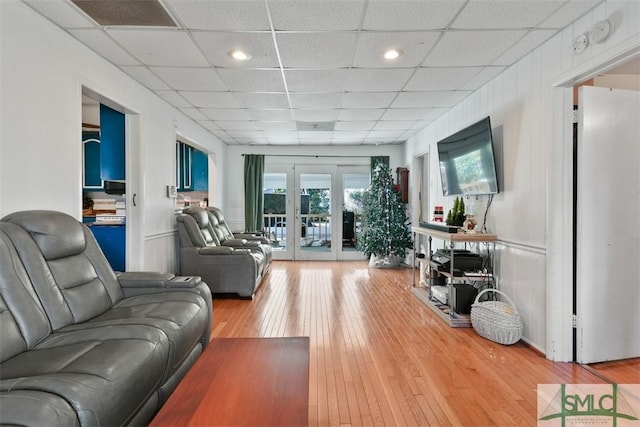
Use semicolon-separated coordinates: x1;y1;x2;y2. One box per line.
198;246;234;255
233;232;270;244
221;238;249;247
222;239;260;248
117;271;175;288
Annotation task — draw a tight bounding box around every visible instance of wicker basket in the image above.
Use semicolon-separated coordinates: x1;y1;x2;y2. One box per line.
471;289;523;345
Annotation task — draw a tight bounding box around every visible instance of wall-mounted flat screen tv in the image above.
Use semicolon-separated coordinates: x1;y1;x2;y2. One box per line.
437;116;499;196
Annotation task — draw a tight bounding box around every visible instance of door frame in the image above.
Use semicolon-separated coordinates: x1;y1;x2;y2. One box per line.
547;47;640;361
294;164;337;261
337;165;370;261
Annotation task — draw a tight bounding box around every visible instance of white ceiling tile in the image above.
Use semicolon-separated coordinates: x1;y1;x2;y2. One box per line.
404;67;482;91
299;139;330;145
151;67;228;91
249;109;293;121
367;130;405;138
214;121;258;131
108;29;209;66
540;1;601;28
334;121;377;131
285;69;349;93
342;92;397;109
69;29;139;66
210;130;231;139
424;30;526;66
164;0;270;30
254;122;297;131
331;130;370;139
381;108;434;121
276;33;357;68
362;0;465;30
236;93;290;109
294;110;340;122
197;120;220;131
353;32;440;67
216;69;285;92
338;109;385;121
374;121;419;131
452;1;564;29
179;91;242;108
269;0;366;30
346;69;413;92
179;107;208;121
25;0;95;28
201;108;253;121
461;67;506;90
120;66;170;90
289;93;343;109
298;131;333;139
493;30;558;66
226;130;264;138
155;90;191;108
192;32;279;68
391;91;471;108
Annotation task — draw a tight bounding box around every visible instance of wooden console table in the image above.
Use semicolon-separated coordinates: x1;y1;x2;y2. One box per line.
411;225;497;327
150;337;310;427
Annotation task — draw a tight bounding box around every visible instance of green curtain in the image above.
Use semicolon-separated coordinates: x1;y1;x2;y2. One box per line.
244;154;265;232
371;156;390;176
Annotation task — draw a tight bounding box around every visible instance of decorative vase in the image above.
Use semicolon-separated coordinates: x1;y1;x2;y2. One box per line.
463;214;478;233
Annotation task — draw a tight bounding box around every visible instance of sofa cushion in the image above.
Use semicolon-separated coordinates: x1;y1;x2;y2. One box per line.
0;214;125;329
0;324;169;426
0;227;51;362
0;390;79;426
62;291;210;376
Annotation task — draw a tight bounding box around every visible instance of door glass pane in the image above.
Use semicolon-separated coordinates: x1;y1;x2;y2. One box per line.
300;173;331;253
342;173;369;252
263;173;287;251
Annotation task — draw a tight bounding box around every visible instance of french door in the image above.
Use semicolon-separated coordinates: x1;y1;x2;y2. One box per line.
264;164;370;261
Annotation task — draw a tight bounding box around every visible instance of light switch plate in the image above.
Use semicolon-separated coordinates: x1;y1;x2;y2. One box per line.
167;185;177;198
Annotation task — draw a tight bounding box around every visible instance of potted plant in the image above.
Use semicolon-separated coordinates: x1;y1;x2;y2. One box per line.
357;163;412;268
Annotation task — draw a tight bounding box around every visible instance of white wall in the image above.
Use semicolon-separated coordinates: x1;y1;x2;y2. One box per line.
404;1;640;356
224;144;405;231
0;1;226;272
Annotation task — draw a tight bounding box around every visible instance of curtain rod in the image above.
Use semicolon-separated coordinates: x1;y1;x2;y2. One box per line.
241;154;372;158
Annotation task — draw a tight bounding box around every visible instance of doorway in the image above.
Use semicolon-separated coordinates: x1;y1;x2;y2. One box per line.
263;164;370;261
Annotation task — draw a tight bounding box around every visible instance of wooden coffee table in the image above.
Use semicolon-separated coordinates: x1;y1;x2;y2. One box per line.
150;337;310;427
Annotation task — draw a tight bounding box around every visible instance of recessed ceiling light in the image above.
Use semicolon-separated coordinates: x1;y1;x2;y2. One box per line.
383;49;402;60
229;50;251;61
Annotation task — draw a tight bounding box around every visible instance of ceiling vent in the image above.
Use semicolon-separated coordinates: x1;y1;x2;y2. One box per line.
296;121;335;132
71;0;177;27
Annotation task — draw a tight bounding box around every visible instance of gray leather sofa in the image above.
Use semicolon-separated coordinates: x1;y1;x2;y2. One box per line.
0;210;212;426
177;206;266;299
206;206;273;264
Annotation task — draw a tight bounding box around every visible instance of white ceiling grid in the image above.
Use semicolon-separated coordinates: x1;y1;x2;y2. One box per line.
25;0;604;146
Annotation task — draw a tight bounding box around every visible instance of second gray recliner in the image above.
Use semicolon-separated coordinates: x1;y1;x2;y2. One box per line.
177;206;266;299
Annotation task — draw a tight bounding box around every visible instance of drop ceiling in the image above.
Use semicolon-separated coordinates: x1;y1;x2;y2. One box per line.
25;0;605;146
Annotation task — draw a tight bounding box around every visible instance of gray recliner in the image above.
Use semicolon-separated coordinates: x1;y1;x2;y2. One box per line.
177;206;266;299
206;206;273;265
0;210;212;426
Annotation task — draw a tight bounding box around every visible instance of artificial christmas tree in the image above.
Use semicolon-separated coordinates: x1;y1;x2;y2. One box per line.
357;163;413;268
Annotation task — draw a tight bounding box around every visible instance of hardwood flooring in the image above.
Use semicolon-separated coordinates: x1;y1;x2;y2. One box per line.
211;261;637;426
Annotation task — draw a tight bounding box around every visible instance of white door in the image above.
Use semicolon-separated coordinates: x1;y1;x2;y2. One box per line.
338;166;370;260
294;165;336;260
263;168;294;260
576;86;640;363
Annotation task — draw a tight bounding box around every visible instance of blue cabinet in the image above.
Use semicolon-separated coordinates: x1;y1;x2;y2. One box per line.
100;104;125;181
176;142;208;192
192;148;209;191
90;225;126;272
83;131;102;190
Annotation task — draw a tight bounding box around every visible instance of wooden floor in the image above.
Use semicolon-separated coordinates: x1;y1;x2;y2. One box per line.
211;261;639;426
